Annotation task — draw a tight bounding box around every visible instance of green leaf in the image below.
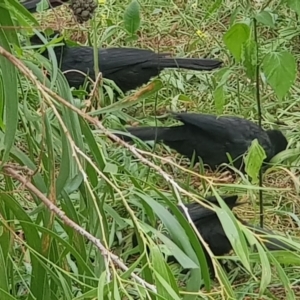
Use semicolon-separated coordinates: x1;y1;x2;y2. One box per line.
244;139;267;183
270;148;299;164
242;39;256;80
134;192;200;269
134;190;210;296
255;11;277;28
57;273;73;300
0;76;4;130
103;162;118;174
213;264;235;297
262;51;296;100
223;23;250;62
154;272;181;300
36;0;49;12
152;246;180;300
127;217;198;269
23;60;52;88
243;227;271;295
0;289;16;299
113;274;122;300
97;271;107;300
49;66;85;196
0;194;45;299
257;245;271;295
0;10;18;166
266;250;300;265
152;189;212;294
123;0;141;36
125;34;139;42
203;0;222;20
90;79;163;115
0;247;8;293
6;0;39;25
287;0;300;16
214;85;225;114
214;207;251;272
269;254;295;299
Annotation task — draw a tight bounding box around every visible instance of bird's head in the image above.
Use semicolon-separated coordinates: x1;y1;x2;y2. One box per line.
266;129;288;156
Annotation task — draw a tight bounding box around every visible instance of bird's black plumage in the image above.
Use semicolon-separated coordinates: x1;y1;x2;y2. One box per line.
28;32;222;92
133;195;292;278
118;112;288;171
176;195;292;276
21;0;68;12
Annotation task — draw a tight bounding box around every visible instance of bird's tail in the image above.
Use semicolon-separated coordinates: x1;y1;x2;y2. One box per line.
29;31;62;46
21;0;66;12
157;57;222;71
21;0;40;12
245;223;293;251
115;126;173;142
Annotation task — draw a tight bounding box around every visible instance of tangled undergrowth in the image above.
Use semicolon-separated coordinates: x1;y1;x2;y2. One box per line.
1;0;300;299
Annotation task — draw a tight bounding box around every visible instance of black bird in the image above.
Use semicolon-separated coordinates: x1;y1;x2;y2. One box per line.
179;196;292;273
28;32;223;92
117;112;288;171
133;195;292;277
21;0;68;12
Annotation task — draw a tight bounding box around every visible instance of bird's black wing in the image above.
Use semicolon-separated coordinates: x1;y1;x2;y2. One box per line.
173;112;263;143
21;0;68;12
198;219;233;256
98;48;166;74
171;112;273;159
183;201;235;257
179;195;239;222
45;47;160;74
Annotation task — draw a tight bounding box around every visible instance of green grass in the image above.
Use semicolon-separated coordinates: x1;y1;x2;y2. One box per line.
1;0;300;299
